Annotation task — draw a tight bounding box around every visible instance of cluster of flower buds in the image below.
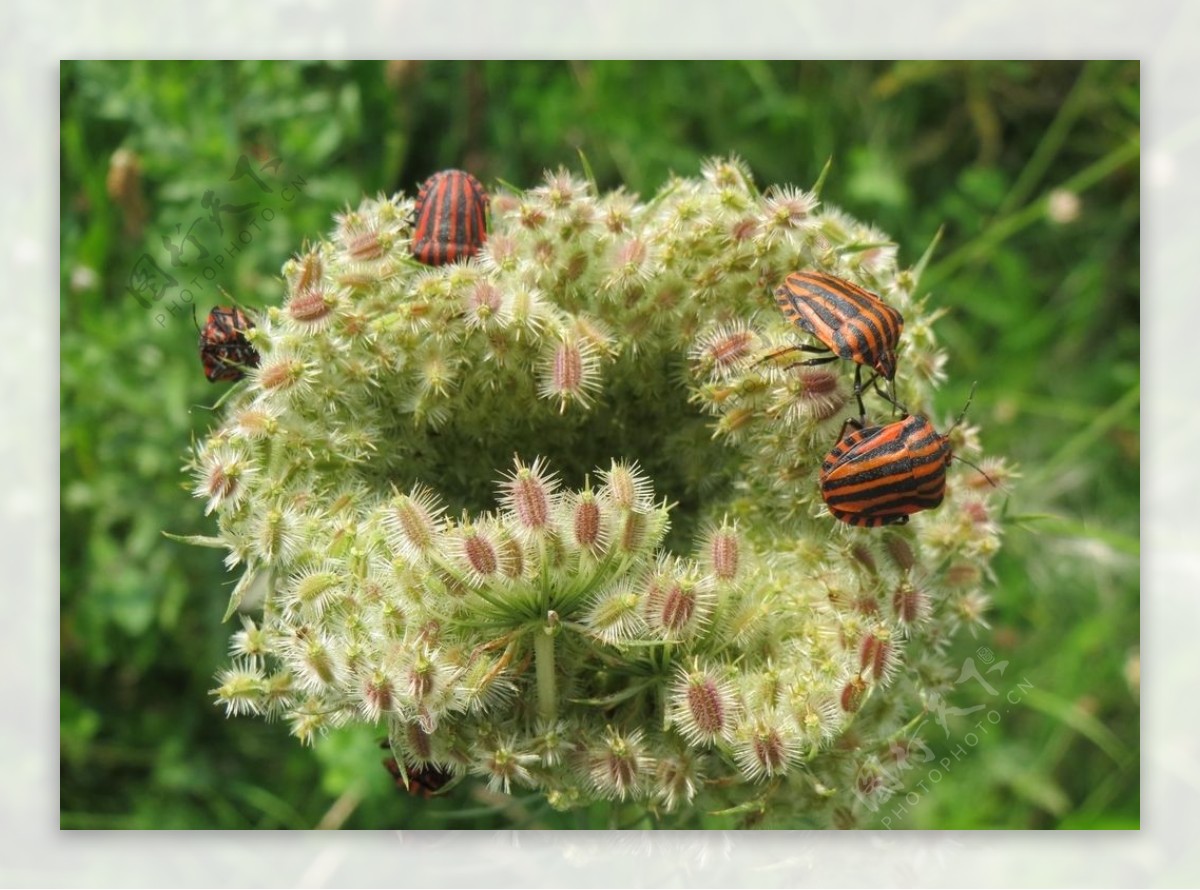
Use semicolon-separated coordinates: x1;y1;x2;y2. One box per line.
193;157;1009;826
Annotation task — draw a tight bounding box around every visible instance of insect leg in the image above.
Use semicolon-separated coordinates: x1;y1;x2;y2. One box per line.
754;343;830;368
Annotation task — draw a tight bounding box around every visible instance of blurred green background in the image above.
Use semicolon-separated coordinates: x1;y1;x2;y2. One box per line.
59;60;1139;829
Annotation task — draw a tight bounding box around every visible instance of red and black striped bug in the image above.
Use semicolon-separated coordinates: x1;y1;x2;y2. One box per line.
763;271;904;418
818;389;992;527
196;305;259;383
411;169;489;266
819;414;951;527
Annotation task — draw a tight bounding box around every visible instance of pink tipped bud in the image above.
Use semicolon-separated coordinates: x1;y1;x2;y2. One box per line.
659;580;695;631
733;716;800;781
690;324;757;379
859;631;898;684
851;543;877;575
478;232;518;276
841;677;867;713
490;193;520;216
671;665;738;746
465;281;505;329
202;463;234;507
193;446;253;515
884;535;916;570
462;528;500;579
499;456;558;535
707;526;741;582
617;237;647;267
361;672;394;722
346;229;386;261
587;728;651;801
382;486;445;561
617;510;647;555
554;341;582;389
604;237;652;291
687;680;727;737
730;216;760;243
762;185;817;230
962;499;991;527
602;460;654;512
892;581;932;626
854;594;881;617
258;357;306;391
945;562;983;588
574;497;601;549
777;369;847;423
539;337;600;412
644;559;712;638
749;729;788;775
407;657;435;701
519;204;547;229
288;287;333;326
291;249;324;294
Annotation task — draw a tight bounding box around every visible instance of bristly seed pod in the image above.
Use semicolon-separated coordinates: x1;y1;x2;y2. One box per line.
670;663;738;746
587;727;652;801
498;455;558;536
704;523;741;582
538;335;601;412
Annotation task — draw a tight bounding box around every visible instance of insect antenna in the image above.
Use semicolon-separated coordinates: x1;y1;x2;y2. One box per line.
944;383;999;489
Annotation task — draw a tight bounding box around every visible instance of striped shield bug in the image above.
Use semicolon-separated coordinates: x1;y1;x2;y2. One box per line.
411;169;489;266
819;414;950;527
818;388;991;527
762;271;904;418
196;305;259;383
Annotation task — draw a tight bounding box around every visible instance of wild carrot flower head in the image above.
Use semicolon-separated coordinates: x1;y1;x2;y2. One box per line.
188;158;1005;826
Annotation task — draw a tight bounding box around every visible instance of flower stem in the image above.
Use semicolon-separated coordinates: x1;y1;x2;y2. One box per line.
534;624;557;723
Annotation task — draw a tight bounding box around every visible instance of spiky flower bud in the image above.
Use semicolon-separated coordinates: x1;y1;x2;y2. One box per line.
212;658;265;717
699;520;742;583
600;460;654;513
193;445;253;514
588;727;652;801
644;558;714;640
858;628;900;685
499;456;558;536
733;712;801;781
669;662;738;746
381;486;445;563
479;738;538;794
538;335;601;412
563;488;608;555
655;748;703;811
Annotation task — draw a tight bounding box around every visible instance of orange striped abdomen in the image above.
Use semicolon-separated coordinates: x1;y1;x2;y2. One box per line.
819;415;951;526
